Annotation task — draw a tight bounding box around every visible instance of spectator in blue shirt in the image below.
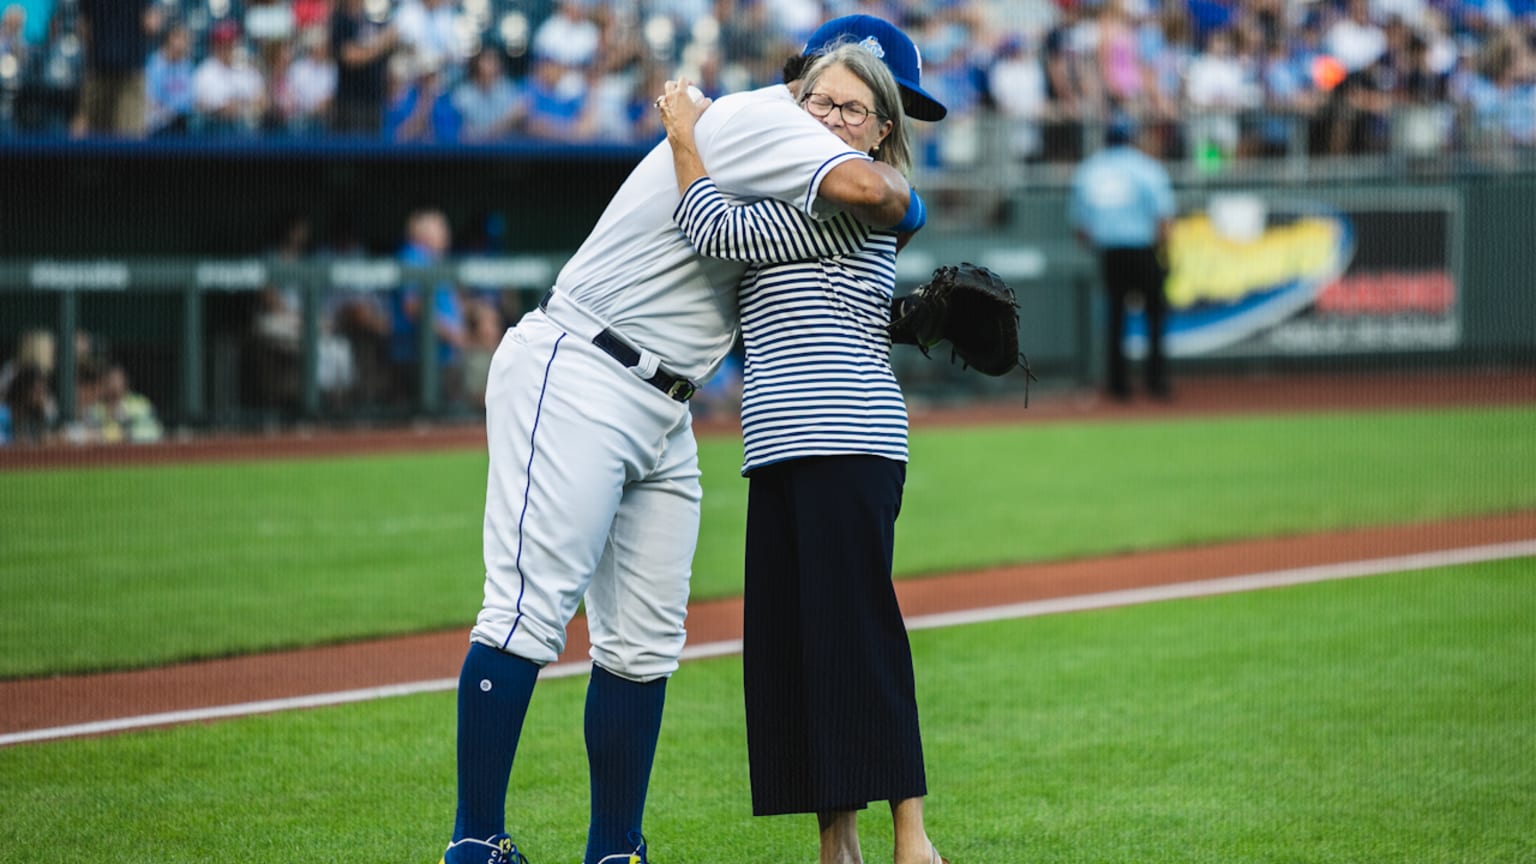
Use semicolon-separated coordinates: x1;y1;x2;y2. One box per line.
384;50;460;142
389;208;467;408
144;21;194;136
450;47;523;143
0;4;28;59
1068;114;1178;401
1463;26;1536;145
1;0;50;47
522;52;597;142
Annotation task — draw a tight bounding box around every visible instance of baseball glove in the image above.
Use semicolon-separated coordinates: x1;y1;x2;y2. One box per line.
890;262;1033;379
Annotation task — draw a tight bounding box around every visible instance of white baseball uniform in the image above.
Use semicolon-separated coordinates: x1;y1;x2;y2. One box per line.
473;84;869;681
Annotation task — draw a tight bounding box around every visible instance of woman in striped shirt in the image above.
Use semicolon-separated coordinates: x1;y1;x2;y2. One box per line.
658;43;948;864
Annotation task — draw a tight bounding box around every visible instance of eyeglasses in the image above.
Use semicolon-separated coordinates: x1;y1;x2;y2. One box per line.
803;93;883;127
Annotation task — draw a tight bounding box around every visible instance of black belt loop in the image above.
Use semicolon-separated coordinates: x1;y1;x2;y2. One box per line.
539;289;696;402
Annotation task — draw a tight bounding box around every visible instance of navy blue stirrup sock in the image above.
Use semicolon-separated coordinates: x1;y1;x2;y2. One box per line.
453;642;539;843
583;665;667;864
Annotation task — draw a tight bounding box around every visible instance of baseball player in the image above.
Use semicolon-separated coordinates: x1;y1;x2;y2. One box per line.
438;15;932;864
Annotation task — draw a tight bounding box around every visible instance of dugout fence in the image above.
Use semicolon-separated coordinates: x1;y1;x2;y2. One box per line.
0;250;1091;433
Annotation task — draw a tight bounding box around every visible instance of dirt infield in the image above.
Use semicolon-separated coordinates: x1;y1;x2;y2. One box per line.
3;368;1534;742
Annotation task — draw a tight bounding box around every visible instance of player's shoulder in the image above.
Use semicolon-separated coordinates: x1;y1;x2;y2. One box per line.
712;84;793;109
698;85;805;132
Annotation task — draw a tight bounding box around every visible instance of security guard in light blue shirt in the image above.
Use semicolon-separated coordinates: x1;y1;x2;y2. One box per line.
1068;115;1177;400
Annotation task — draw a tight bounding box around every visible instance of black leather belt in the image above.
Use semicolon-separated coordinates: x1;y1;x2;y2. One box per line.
540;290;697;402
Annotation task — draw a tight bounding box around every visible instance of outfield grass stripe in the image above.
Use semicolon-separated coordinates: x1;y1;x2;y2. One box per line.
3;541;1531;749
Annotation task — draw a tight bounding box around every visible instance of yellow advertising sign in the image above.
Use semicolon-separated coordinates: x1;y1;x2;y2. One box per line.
1165;214;1348;310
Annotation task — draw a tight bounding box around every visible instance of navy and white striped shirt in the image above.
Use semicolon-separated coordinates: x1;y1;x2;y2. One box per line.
675;177;908;475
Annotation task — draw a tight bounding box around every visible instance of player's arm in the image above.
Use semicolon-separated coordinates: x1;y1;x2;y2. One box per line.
659;79;869;262
696;91;922;232
817;160;917;231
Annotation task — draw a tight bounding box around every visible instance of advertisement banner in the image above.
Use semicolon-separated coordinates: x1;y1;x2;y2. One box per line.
1126;189;1462;357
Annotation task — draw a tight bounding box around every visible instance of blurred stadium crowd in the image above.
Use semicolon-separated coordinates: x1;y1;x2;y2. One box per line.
1;0;1535;163
1;327;166;445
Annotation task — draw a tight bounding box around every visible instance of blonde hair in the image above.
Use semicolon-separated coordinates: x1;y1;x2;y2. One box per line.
799;42;912;174
15;329;56;374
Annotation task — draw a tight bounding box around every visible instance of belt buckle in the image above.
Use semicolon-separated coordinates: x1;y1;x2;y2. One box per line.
666;379;696;401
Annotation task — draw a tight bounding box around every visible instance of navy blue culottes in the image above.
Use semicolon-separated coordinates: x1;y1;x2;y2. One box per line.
741;454;927;816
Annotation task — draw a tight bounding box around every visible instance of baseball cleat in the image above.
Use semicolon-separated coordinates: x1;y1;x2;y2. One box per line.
593;831;648;863
441;833;528;864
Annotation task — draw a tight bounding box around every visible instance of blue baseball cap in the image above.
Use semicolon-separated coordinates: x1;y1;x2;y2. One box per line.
1106;112;1137;145
802;14;948;122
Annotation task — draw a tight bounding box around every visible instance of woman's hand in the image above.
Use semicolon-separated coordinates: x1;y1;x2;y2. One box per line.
656;77;710;140
657;78;712;194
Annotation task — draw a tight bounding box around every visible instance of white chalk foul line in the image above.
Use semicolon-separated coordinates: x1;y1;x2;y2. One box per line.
0;678;459;747
4;539;1532;748
903;539;1536;632
0;642;749;747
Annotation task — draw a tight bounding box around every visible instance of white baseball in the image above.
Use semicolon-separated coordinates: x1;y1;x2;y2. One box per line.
686;85;705;105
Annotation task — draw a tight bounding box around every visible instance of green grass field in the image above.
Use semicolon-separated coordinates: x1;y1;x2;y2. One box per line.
1;559;1531;863
3;405;1534;862
2;406;1534;678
